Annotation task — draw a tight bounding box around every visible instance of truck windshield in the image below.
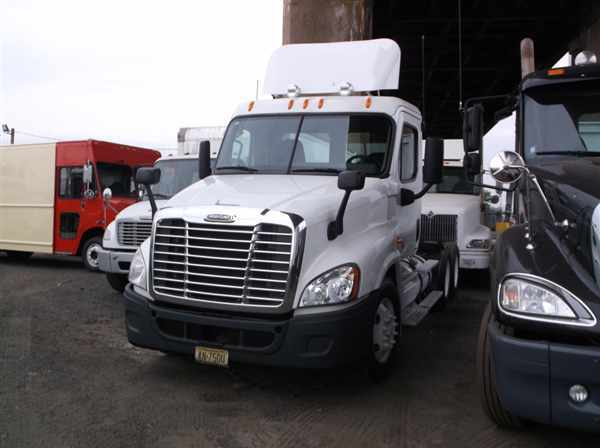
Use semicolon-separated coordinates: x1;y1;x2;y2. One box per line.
523;80;600;159
97;163;136;197
148;159;199;199
216;114;393;175
433;167;479;195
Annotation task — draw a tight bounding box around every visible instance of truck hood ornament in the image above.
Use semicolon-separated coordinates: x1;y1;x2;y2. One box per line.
205;213;237;223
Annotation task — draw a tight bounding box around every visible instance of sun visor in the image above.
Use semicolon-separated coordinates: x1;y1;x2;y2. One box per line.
263;39;401;96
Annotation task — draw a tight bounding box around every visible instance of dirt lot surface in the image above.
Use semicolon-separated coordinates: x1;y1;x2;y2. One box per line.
1;254;599;447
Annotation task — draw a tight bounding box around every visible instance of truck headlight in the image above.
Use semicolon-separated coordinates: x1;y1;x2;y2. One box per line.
128;248;147;290
299;264;359;307
498;274;596;326
467;238;490;249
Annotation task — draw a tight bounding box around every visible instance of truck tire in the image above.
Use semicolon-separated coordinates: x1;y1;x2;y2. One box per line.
433;250;453;311
446;243;460;292
106;273;128;292
82;236;102;271
368;279;400;382
477;303;522;428
5;251;33;261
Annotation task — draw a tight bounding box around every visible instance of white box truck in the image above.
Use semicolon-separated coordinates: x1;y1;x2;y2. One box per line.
124;39;461;377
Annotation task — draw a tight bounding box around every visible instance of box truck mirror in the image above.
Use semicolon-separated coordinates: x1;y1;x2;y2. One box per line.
102;187;113;202
328;170;365;240
82;162;93;185
463;104;484;153
198;140;211;180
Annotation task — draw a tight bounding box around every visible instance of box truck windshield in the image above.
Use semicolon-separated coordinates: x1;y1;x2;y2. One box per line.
216;114;393;175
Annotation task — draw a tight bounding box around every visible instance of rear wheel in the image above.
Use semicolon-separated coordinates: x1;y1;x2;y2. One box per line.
106;273;128;292
433;250;452;311
5;251;33;261
82;237;102;271
368;280;400;382
445;242;460;294
477;304;522;428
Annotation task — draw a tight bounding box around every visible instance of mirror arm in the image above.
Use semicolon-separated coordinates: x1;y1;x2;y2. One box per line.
328;190;352;241
467;180;515;192
145;186;158;217
399;183;433;206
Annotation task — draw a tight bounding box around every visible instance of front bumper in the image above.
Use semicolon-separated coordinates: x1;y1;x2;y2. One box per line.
98;247;135;274
489;318;600;431
459;248;490;269
124;285;378;368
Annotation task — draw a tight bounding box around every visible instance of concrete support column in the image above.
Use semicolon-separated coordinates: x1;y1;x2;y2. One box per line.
282;0;372;45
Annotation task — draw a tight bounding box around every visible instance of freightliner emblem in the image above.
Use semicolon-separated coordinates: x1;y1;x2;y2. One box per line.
205;213;237;223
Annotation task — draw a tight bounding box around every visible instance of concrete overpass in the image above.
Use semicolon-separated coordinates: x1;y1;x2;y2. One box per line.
283;0;600;138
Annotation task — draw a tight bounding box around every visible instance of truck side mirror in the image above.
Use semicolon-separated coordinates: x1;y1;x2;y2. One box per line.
463;152;482;178
135;167;161;185
463;104;484;153
400;138;443;206
198;140;211;180
328;170;365;240
135;167;161;217
82;162;93;184
423;137;443;185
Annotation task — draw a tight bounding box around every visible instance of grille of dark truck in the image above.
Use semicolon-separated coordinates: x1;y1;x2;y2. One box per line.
420;214;457;242
151;218;293;307
118;221;153;246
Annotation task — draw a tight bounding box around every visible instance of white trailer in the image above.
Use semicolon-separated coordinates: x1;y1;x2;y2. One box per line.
177;126;225;158
124;39;460;378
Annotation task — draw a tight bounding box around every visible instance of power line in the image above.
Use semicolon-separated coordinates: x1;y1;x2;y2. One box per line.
15;130;61;141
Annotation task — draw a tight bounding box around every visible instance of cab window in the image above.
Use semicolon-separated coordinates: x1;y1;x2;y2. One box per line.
399;125;418;181
59;167;95;198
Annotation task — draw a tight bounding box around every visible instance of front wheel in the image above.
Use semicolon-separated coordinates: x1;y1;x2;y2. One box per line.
477;304;522;428
368;280;400;382
106;273;128;292
82;236;102;271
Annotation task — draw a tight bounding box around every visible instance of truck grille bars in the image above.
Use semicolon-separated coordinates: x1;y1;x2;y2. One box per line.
151;219;293;308
420;214;457;243
118;221;153;246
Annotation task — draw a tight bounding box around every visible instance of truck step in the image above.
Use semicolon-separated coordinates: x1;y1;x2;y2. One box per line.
402;290;443;326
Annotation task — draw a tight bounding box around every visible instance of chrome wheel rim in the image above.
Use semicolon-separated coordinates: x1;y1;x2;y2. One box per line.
372;297;398;364
453;253;460;288
86;242;101;268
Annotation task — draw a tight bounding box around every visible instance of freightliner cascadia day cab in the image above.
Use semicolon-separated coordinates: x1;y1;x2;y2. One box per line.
465;42;600;431
124;39;460;377
99;153;212;292
0;140;160;270
421;139;493;276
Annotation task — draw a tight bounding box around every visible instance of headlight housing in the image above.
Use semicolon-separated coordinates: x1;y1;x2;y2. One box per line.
128;248;147;290
467;238;491;249
299;264;360;307
498;274;596;326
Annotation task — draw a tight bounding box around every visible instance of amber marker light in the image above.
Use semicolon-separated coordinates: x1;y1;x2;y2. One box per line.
365;96;372;109
547;68;566;76
288;99;294;110
247;101;255;112
303;98;309;109
318;98;324;109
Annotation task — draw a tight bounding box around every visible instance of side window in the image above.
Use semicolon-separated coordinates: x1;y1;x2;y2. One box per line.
59;167;86;198
400;126;418;181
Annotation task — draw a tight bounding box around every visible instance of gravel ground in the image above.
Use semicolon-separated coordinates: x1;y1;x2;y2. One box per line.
1;254;599;447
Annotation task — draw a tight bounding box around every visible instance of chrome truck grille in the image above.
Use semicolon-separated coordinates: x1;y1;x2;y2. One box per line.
151;219;293;307
118;221;153;246
420;214;457;243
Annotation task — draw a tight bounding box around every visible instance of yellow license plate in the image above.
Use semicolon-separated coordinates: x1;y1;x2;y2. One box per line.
194;346;229;367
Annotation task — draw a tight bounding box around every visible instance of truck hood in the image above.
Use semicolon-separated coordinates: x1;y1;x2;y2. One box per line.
166;174;349;224
421;193;480;215
116;199;169;221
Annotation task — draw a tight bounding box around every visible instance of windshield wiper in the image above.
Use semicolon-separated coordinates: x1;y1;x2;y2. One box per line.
216;165;258;172
535;151;599;156
290;168;341;174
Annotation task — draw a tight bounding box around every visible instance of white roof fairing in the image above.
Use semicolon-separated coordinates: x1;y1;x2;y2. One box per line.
263;39;401;96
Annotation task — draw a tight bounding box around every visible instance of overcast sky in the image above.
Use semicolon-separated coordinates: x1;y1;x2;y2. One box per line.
0;0;282;149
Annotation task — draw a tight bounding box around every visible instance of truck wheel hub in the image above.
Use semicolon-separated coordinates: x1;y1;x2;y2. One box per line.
372;297;398;364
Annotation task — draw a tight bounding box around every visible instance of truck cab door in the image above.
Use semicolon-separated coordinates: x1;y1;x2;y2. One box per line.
54;163;99;254
388;115;422;257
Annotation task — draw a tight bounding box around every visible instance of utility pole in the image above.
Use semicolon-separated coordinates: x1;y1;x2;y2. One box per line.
2;124;15;144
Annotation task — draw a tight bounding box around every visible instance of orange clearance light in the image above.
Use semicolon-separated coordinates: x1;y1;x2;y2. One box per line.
303;98;309;109
318;98;324;109
365;96;372;109
547;68;566;76
288;99;294;110
247;101;255;112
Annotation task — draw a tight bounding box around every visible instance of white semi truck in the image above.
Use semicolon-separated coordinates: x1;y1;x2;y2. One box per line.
99;154;205;291
421;139;493;275
124;39;460;377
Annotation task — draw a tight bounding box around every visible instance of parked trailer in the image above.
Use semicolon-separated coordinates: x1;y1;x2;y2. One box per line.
464;41;600;431
124;39;459;378
0;140;160;270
